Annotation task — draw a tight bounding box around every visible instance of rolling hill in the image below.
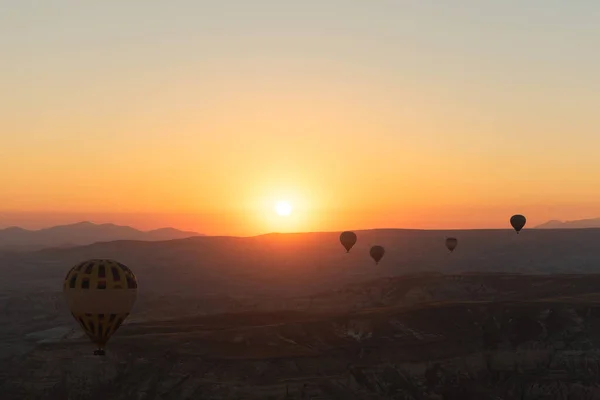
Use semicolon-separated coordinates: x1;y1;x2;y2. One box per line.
0;221;202;251
535;217;600;229
3;228;600;297
3;229;600;398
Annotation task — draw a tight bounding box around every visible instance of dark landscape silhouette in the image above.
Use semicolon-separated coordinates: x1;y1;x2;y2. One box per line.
3;228;600;398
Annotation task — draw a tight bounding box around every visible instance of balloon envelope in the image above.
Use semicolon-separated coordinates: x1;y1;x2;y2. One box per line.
339;231;357;253
446;237;458;252
510;214;526;233
63;259;138;353
369;245;385;264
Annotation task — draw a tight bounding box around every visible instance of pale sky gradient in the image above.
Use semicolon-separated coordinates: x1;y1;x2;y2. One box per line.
1;1;600;235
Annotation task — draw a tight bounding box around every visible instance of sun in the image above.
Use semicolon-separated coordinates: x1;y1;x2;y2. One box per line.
274;200;292;216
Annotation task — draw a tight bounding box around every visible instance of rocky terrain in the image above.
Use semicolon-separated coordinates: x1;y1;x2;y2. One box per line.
4;273;600;399
3;229;600;398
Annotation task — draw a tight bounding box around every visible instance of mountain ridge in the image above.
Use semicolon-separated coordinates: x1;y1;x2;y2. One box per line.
0;221;203;251
535;217;600;229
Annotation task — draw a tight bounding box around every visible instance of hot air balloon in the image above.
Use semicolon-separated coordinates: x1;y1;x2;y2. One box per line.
445;237;458;253
339;231;357;253
369;245;385;264
64;259;138;355
510;214;526;234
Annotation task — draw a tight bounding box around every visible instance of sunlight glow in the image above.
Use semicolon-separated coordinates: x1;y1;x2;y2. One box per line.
275;201;292;216
244;184;321;233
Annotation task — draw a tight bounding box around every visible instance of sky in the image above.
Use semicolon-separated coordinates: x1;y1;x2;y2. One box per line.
1;1;600;236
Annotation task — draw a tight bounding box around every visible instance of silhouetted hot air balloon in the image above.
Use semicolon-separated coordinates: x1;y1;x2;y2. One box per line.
340;231;357;253
63;259;138;355
445;237;458;253
510;214;526;234
369;245;385;264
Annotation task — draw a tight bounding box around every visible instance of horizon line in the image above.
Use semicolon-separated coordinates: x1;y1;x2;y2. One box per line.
0;220;588;238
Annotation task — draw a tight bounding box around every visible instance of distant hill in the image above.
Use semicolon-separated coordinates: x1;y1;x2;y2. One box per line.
535;218;600;229
0;221;202;251
5;227;600;296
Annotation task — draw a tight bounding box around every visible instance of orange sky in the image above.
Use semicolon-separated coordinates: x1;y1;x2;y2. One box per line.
2;2;600;236
3;202;600;236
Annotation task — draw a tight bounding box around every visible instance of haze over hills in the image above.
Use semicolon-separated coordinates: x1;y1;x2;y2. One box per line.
3;227;600;297
0;221;202;251
3;228;600;398
535;217;600;229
